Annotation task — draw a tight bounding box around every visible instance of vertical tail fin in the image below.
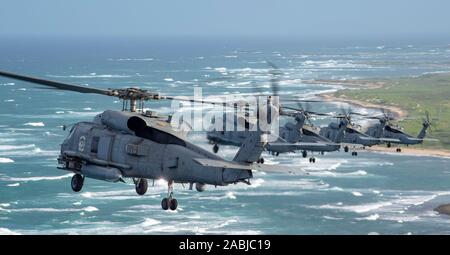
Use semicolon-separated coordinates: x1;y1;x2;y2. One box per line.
417;122;430;139
334;118;348;143
233;132;266;163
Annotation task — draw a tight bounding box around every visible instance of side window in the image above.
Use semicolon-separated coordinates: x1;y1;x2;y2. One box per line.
91;136;100;153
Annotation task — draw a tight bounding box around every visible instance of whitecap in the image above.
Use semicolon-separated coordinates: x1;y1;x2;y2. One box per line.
0;173;72;182
0;158;14;163
83;206;98;212
141;218;161;227
0;228;21;235
4;99;15;102
23;122;44;127
352;191;363;197
7;183;20;187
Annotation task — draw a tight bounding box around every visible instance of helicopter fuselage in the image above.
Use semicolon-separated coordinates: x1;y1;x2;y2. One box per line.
58;110;252;187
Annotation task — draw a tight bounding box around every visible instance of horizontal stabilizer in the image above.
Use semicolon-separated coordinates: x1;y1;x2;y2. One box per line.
193;158;308;175
267;141;339;152
359;137;401;143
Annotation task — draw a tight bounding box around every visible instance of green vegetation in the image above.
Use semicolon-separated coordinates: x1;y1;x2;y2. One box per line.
334;73;450;150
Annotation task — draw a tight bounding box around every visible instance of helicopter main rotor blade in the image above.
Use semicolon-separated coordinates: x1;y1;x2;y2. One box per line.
0;70;113;95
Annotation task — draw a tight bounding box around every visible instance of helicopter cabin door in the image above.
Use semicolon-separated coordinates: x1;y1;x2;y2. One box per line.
95;135;113;161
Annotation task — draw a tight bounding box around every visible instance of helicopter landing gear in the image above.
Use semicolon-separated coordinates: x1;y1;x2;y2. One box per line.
71;174;84;192
257;158;265;164
396;148;402;153
309;157;316;163
213;144;219;154
135;178;148;195
344;146;349;153
161;180;177;211
302;150;307;158
351;151;358;156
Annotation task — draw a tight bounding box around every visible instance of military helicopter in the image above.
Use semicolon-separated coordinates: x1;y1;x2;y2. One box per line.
206;63;340;163
206;106;340;164
0;70;308;211
319;108;399;156
362;109;437;152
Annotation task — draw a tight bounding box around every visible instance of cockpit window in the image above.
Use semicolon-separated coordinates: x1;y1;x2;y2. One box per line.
91;136;99;153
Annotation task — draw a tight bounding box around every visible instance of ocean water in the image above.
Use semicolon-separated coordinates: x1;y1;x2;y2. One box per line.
1;38;450;234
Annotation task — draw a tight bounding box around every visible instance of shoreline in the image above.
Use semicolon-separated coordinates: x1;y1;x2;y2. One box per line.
309;79;450;158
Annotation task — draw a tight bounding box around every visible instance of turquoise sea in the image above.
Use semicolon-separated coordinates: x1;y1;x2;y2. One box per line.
1;37;450;234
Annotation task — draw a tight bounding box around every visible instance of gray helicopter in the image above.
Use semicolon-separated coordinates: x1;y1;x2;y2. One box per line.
206;107;340;163
0;70;307;211
207;63;340;163
319;108;400;156
362;109;436;152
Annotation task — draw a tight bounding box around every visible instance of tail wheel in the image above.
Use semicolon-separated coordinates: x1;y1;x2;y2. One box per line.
302;151;307;158
71;174;84;192
135;178;148;195
161;198;169;210
213;144;219;154
344;146;349;152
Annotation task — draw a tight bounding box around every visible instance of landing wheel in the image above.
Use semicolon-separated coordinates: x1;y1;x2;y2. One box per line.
344;146;349;153
302;150;307;158
258;158;265;164
161;198;169;210
213;144;219;154
71;174;84;192
396;148;402;152
161;180;177;210
312;158;316;163
135;178;148;195
275;152;280;156
387;143;391;148
169;198;178;210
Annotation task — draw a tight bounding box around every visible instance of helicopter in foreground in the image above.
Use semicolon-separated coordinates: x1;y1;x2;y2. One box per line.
0;70;307;211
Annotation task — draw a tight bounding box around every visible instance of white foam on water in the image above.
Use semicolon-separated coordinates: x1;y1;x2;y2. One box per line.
358;214;380;221
0;228;21;235
352;191;363;197
83;206;99;212
48;74;130;78
214;67;227;73
7;183;20;187
0;158;14;163
1;206;98;213
0;173;72;182
4;99;15;102
83;107;92;111
23;122;44;127
0;144;35;151
141;218;162;227
164;78;174;82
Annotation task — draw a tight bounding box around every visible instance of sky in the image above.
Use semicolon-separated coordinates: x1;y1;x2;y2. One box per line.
0;0;449;39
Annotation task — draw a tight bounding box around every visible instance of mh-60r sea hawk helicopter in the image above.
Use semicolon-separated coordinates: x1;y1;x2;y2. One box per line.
0;70;306;211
